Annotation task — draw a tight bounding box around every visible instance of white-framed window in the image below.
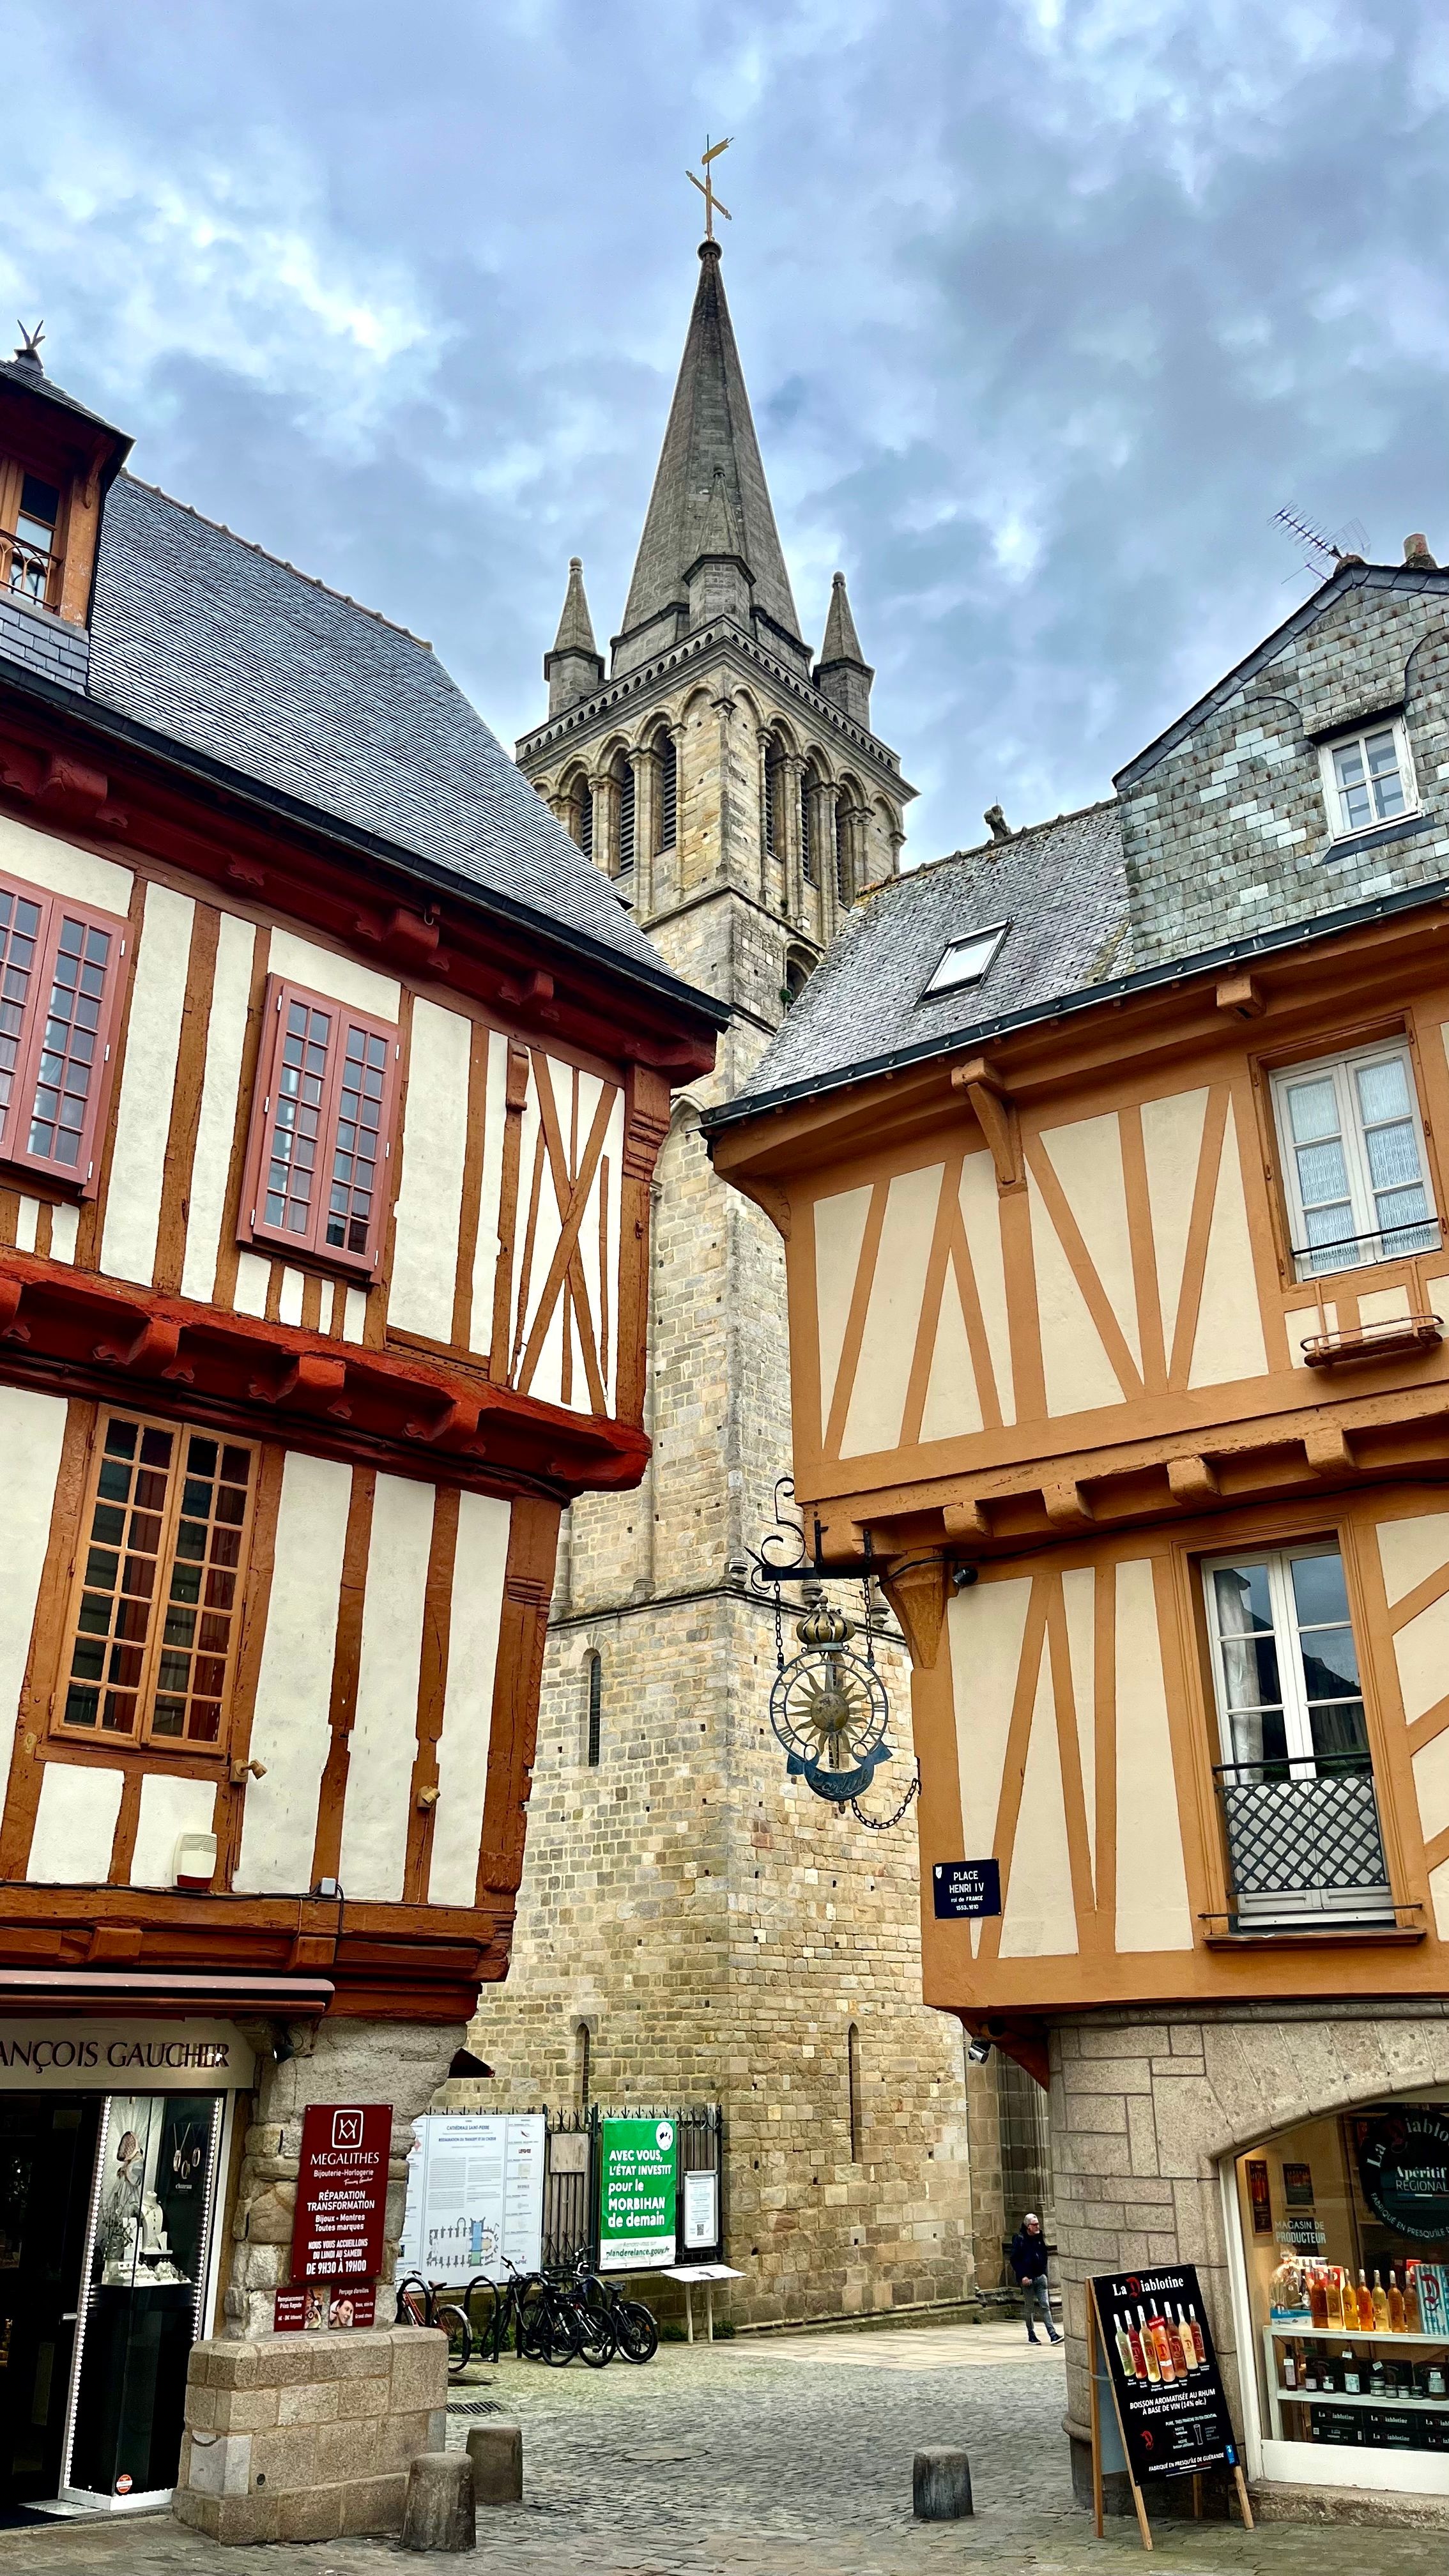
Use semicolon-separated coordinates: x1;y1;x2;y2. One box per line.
1318;717;1416;839
1270;1039;1438;1278
920;921;1010;1000
1202;1545;1367;1775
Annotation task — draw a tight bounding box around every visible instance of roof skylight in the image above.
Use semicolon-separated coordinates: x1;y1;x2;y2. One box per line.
920;921;1010;1000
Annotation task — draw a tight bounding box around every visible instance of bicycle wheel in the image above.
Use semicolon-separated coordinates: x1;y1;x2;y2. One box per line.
436;2303;472;2375
464;2277;501;2365
540;2299;581;2367
615;2300;659;2363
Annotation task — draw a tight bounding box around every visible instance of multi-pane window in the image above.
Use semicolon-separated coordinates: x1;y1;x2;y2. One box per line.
242;977;397;1273
6;472;59;602
1271;1041;1438;1278
60;1414;256;1752
1203;1547;1368;1774
1322;722;1414;838
0;866;126;1190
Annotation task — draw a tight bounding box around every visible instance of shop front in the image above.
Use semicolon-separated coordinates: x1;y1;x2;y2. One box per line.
0;2020;252;2518
1228;2091;1449;2496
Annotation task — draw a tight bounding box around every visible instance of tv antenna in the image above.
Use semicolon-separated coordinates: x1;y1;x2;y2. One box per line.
1271;505;1368;584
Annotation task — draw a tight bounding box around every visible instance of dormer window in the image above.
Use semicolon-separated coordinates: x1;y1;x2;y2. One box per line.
6;471;60;604
920;921;1010;1000
1320;719;1415;839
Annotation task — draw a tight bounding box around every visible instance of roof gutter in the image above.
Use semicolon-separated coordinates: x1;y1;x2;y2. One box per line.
705;870;1449;1132
0;662;728;1038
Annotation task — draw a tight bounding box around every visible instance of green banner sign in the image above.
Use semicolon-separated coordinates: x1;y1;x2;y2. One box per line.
598;2117;678;2272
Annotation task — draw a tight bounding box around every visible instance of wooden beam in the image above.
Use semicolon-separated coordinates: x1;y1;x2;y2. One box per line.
950;1058;1022;1191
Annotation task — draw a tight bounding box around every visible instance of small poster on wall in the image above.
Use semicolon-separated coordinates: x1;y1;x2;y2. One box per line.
1245;2161;1273;2236
1282;2162;1315;2209
397;2113;546;2284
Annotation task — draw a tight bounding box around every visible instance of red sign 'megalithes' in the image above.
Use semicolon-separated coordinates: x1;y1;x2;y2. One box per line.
290;2103;390;2283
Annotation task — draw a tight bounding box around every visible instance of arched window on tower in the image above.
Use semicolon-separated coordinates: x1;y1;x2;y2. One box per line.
834;806;848;903
577;776;594;862
847;2022;863;2162
617;756;636;878
801;770;816;885
763;739;778;861
659;735;678;852
781;947;815;1011
585;1652;602;1767
574;2021;592;2111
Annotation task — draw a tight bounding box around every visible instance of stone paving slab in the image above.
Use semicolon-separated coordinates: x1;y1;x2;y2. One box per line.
0;2326;1444;2574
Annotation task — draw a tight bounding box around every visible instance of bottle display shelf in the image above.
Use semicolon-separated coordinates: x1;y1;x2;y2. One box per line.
1269;2323;1449;2348
1275;2384;1449;2412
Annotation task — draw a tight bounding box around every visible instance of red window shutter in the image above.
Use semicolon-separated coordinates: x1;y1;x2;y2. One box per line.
241;977;398;1273
0;866;128;1194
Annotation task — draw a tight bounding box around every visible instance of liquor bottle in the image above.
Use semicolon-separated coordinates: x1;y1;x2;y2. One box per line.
1388;2271;1406;2333
1302;2349;1319;2391
1282;2342;1298;2391
1342;2349;1361;2395
1137;2306;1161;2383
1126;2312;1149;2378
1308;2270;1329;2329
1180;2304;1204;2369
1114;2314;1138;2379
1147;2308;1177;2382
1372;2271;1391;2331
1405;2268;1423;2335
1370;2358;1386;2395
1325;2269;1344;2331
1164;2310;1188;2375
1357;2271;1375;2331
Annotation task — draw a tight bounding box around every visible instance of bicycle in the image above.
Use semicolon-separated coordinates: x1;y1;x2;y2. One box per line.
395;2273;473;2375
569;2253;659;2363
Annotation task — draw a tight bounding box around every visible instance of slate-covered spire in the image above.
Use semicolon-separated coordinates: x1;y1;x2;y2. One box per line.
544;555;604;715
616;240;806;671
814;569;874;728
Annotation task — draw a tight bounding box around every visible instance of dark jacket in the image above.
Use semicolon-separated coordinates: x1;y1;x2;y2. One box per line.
1009;2227;1048;2283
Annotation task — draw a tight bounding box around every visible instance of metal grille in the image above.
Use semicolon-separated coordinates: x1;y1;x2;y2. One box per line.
1216;1758;1392;1919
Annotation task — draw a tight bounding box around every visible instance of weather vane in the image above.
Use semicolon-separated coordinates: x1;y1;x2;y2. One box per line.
687;135;732;240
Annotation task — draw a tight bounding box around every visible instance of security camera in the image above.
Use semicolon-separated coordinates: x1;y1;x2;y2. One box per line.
966;2037;992;2065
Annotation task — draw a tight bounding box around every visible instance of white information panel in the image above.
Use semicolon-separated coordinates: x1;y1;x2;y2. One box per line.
398;2113;546;2283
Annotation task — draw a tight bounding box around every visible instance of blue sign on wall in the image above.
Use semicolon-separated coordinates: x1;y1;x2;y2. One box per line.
931;1859;1002;1919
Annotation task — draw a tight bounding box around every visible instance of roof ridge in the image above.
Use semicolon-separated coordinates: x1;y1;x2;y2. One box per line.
119;472;433;649
885;794;1119;893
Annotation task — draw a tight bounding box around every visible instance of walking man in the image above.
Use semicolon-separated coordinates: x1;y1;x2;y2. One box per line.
1008;2212;1061;2345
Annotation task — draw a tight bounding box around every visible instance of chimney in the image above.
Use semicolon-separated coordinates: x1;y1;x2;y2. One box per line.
1404;533;1438;571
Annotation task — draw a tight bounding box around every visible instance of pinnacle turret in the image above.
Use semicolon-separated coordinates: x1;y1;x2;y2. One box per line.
814;570;874;726
544;555;604;715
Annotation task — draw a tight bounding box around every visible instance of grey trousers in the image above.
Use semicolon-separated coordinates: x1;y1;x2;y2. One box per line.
1019;2275;1057;2337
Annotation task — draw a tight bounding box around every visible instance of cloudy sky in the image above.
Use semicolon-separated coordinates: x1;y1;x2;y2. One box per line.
3;1;1445;861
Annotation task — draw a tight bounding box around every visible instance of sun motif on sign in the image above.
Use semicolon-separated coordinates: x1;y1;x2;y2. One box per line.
769;1589;891;1805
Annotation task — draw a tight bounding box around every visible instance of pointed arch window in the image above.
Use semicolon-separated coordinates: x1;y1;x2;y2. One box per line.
801;774;816;885
617;757;636;877
659;737;678;853
763;740;778;861
578;779;594;862
847;2022;863;2161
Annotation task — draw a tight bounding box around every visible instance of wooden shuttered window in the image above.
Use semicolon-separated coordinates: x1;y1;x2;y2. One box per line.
240;976;399;1274
0;865;128;1193
57;1411;257;1753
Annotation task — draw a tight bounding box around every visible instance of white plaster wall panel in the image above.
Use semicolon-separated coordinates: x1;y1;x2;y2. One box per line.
234;1450;353;1894
840;1163;942;1457
341;1286;367;1343
1377;1513;1449;1607
1140;1087;1208;1358
1187;1108;1269;1388
1412;1728;1449;1851
337;1472;434;1901
267;929;399;1022
1027;1176;1121;1416
999;1634;1079;1958
1062;1564;1096;1890
1392;1594;1449;1726
0;1386;66;1733
1359;1284;1413;1326
1041;1112;1142;1370
27;1762;125;1883
388;996;471;1342
13;1197;37;1252
278;1268;305;1326
1430;1857;1449;1943
180;910;257;1305
468;1031;510;1357
813;1183;872;1436
49;1201;79;1264
1284;1305;1321;1368
130;1772;219;1889
919;1273;983;1441
233;1252;270;1318
428;1489;511;1905
100;882;195;1287
948;1575;1031;1958
0;811;132;913
568;1080;625;1413
1114;1558;1193;1951
504;1071;548;1394
958;1151;1014;1423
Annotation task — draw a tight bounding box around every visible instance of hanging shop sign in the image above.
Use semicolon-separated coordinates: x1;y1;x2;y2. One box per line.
397;2112;546;2283
0;2020;254;2089
931;1860;1002;1919
599;2117;678;2272
1354;2106;1449;2242
1087;2266;1253;2550
291;2102;390;2283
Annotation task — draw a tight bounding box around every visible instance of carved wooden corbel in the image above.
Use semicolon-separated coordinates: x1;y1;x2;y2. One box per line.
943;1497;992;1542
1216;972;1264;1018
950;1058;1022;1191
880;1553;951;1669
1305;1423;1355;1477
1042;1476;1093;1530
1167;1454;1220;1506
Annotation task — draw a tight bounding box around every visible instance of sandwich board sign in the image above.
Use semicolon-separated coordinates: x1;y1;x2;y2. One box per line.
1087;2264;1254;2549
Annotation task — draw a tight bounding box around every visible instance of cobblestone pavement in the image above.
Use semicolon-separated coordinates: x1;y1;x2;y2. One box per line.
1;2324;1445;2575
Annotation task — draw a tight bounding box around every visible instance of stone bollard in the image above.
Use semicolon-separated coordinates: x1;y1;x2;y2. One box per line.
914;2447;974;2520
466;2422;523;2504
401;2452;476;2552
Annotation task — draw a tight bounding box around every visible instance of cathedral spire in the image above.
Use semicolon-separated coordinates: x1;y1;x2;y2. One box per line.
814;569;874;727
615;240;806;674
544;555;604;714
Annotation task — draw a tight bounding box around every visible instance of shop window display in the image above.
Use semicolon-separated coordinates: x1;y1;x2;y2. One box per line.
1234;2096;1449;2486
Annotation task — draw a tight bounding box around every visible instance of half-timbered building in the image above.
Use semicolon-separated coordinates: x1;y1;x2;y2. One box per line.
712;534;1449;2513
0;329;719;2526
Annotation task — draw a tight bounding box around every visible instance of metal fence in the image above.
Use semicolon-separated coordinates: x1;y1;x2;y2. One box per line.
1215;1756;1392;1924
541;2103;723;2269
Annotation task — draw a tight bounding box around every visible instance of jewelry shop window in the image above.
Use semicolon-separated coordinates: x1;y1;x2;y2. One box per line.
1233;2098;1449;2493
239;976;399;1276
1271;1041;1438;1279
56;1413;257;1752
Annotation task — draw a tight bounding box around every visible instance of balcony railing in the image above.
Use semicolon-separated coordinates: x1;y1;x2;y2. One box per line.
1292;1216;1443;1282
1215;1754;1393;1927
2;529;59;608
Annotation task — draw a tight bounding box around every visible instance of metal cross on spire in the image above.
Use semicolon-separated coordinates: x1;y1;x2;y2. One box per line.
687;135;732;240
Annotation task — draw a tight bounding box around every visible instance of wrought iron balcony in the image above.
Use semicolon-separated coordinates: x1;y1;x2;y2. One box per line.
1215;1754;1393;1928
2;528;58;606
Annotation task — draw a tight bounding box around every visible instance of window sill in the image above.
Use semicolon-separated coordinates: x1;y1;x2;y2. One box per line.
240;1232;378;1286
1202;1916;1424;1948
1319;811;1435;866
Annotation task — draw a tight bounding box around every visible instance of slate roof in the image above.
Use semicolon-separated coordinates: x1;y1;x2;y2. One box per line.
0;350;129;445
718;799;1129;1117
619;242;805;653
75;473;710;1002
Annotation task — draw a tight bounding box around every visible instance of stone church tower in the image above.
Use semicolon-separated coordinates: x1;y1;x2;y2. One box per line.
470;240;977;2322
